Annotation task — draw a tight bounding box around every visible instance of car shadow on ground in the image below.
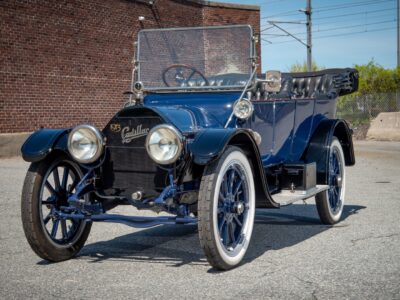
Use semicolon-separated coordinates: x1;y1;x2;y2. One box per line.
38;204;365;269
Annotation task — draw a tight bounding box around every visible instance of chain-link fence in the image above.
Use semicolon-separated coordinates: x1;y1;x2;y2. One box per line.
337;92;400;126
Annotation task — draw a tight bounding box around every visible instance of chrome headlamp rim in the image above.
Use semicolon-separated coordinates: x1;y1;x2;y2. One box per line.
233;98;254;120
67;124;104;164
145;124;183;165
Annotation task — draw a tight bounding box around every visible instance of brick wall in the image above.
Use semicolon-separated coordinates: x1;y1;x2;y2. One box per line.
0;0;260;133
203;5;261;71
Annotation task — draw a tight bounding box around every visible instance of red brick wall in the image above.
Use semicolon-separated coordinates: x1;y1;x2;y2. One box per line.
203;5;261;72
0;0;260;133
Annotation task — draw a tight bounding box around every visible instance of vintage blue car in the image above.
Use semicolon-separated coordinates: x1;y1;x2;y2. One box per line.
21;25;358;270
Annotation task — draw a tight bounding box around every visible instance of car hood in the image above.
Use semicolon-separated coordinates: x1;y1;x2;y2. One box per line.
144;92;242;132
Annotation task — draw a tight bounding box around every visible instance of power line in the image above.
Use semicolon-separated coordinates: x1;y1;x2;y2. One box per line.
260;9;393;31
312;8;394;21
264;26;396;45
313;0;394;12
262;0;395;19
315;12;394;26
262;19;396;38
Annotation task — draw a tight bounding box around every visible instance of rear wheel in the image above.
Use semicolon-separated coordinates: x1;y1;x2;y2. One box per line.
316;137;346;224
21;155;92;262
198;146;255;270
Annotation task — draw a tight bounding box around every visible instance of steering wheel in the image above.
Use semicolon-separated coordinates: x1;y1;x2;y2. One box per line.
162;64;209;87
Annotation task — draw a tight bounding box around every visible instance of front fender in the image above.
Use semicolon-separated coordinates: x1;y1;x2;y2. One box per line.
21;129;70;162
189;128;280;208
189;129;237;165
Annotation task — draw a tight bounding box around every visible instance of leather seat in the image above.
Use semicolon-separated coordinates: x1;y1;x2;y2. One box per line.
262;73;338;100
187;73;249;87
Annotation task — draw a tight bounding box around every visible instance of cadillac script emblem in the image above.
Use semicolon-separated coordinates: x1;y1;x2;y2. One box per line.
121;125;149;144
110;123;121;132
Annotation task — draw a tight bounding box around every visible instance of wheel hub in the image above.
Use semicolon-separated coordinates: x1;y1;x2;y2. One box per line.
335;175;342;188
54;188;69;209
234;202;245;215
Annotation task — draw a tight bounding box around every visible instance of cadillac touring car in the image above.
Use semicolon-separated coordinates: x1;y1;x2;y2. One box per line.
20;25;358;270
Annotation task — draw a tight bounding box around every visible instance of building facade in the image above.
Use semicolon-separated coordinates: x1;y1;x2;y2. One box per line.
0;0;260;135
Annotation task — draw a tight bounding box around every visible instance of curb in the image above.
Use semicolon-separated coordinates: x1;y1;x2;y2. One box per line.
0;133;31;158
367;112;400;141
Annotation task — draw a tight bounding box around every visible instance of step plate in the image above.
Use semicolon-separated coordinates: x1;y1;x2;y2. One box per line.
272;185;329;206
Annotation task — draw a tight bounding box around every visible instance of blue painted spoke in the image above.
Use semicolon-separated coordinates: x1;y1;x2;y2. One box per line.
61;167;69;189
43;212;52;225
45;180;56;195
228;222;236;244
70;219;79;233
223;173;229;195
223;223;229;246
233;178;243;197
219;190;225;201
327;148;343;211
51;219;59;238
69;177;79;193
217;163;249;251
60;219;68;239
53;167;60;189
42;196;56;205
228;169;236;194
219;218;226;233
233;214;242;227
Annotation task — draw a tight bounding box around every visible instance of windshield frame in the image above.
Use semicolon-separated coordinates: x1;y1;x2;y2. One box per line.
135;25;256;92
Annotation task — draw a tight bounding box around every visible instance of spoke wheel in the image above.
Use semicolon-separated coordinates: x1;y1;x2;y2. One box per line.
198;146;255;270
21;155;92;262
316;137;346;224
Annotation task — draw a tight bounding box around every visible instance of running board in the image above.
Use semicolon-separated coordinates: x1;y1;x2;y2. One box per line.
272;185;329;206
57;212;197;228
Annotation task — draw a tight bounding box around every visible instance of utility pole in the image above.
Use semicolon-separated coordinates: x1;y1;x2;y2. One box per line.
266;0;312;71
397;0;399;108
397;0;399;69
306;0;312;72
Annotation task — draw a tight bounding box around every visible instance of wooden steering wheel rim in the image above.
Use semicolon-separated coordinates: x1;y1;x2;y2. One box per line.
162;64;209;87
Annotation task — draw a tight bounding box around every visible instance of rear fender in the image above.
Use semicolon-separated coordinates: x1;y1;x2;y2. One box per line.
21;129;70;162
303;119;355;184
190;129;279;208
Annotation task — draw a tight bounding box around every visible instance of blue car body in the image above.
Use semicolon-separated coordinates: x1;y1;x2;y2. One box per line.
20;24;358;215
20;25;359;269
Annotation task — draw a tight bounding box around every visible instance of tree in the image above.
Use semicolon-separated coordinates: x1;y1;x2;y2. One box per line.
354;60;398;95
289;60;324;72
338;60;400;124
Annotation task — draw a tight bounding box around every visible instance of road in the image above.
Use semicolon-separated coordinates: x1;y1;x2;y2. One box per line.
1;141;399;299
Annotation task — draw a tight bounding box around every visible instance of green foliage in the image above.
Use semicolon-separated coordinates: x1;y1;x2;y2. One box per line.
289;59;399;124
337;59;399;124
289;60;324;72
354;60;399;96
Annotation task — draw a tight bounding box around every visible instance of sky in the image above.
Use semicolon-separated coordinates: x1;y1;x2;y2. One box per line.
217;0;397;72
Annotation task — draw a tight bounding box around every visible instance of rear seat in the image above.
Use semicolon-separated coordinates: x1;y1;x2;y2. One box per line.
259;73;338;101
185;69;357;100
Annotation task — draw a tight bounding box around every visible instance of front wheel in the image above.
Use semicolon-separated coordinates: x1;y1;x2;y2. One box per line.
316;137;346;225
198;146;255;270
21;155;92;262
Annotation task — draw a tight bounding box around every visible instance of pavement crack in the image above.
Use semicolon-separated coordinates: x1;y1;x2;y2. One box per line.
351;233;400;245
290;273;316;286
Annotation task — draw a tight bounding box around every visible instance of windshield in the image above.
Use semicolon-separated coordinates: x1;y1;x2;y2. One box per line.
137;25;254;91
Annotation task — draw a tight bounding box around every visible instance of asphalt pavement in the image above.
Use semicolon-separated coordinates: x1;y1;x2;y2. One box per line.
1;141;399;299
